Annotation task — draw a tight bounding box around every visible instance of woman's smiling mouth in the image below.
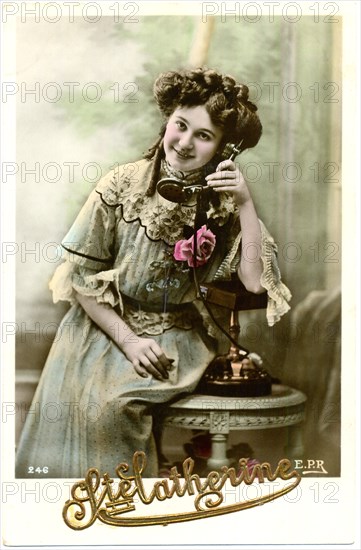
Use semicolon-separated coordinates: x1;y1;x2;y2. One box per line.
173;148;194;159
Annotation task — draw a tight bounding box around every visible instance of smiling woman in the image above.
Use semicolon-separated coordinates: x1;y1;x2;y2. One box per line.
15;67;291;479
163;106;224;170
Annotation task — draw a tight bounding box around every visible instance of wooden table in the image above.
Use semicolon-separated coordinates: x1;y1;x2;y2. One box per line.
162;384;307;469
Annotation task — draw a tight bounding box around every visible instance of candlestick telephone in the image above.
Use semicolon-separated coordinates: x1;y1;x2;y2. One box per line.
156;141;273;397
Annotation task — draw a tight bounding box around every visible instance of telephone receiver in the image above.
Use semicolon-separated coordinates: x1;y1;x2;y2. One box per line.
157;140;244;204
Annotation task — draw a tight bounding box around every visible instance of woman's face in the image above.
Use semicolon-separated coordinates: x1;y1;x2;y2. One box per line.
163;105;223;171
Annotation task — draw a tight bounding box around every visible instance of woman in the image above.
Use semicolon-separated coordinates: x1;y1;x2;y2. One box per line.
16;68;291;478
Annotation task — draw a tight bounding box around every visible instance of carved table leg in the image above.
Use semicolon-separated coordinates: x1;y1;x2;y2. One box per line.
208;411;230;469
207;433;229;470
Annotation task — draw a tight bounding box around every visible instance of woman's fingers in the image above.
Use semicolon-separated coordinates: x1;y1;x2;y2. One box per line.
207;175;239;192
206;160;241;189
205;160;248;202
208;172;237;182
125;338;173;380
206;172;236;183
144;349;169;379
137;354;167;381
132;360;150;379
150;342;173;369
210;185;239;194
205;164;250;206
215;159;235;171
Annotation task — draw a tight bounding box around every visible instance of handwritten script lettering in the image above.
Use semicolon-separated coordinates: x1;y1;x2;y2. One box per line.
63;451;301;529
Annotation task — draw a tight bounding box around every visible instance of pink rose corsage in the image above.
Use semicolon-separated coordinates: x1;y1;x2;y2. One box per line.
174;225;216;267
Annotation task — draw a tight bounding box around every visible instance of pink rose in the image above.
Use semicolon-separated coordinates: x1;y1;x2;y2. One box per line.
174;225;216;267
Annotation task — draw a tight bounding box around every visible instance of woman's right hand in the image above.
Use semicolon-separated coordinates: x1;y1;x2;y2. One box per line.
74;293;172;381
121;337;172;380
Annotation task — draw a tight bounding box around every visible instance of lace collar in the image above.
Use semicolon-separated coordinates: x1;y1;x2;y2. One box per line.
96;158;237;246
161;160;208;187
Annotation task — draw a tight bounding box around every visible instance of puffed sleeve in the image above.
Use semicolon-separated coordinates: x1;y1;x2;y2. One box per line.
49;172;124;310
212;218;291;326
61;186;116;271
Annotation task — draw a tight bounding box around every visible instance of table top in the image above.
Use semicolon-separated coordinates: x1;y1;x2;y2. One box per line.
167;385;307;412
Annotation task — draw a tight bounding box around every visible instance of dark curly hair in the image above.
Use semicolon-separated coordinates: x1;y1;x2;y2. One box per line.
145;68;262;196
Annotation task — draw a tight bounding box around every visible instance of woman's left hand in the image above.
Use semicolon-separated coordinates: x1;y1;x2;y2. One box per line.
205;159;251;207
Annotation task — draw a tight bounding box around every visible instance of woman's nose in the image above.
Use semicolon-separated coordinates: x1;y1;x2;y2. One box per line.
178;132;193;149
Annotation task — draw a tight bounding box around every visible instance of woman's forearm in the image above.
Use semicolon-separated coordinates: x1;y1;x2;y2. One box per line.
205;159;265;294
237;199;265;294
75;292;135;350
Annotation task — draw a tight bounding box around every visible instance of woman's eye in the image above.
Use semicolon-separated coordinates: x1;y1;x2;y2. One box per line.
175;121;186;130
198;132;210;141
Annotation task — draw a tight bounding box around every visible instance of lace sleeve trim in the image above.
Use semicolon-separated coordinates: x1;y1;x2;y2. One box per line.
49;260;123;312
49;261;76;305
210;220;291;326
72;268;122;310
258;220;291;326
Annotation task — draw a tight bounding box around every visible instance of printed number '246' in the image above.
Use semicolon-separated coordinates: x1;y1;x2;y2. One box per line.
28;466;48;474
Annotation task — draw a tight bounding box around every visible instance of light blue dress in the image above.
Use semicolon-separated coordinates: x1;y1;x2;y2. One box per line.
15;158;291;478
